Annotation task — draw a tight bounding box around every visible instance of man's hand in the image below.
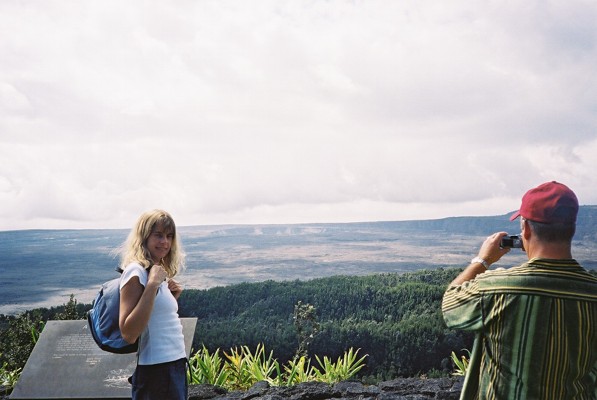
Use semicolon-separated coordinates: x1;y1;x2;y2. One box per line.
478;232;511;265
449;232;511;286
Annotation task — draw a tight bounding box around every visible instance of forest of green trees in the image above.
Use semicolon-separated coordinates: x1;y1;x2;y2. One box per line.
177;268;473;381
1;267;477;384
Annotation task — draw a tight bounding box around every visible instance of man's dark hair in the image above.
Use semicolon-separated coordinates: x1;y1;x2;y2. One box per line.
527;219;576;243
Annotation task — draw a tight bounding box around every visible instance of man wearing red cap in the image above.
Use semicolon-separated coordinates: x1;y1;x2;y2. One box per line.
442;181;597;399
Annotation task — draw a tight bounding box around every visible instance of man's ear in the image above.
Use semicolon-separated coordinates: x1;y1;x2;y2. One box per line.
521;219;531;240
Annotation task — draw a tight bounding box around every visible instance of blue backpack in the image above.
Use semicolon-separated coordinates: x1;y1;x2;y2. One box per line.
87;268;138;354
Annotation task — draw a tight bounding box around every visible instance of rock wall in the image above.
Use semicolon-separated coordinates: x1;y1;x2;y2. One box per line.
189;377;464;400
1;377;463;399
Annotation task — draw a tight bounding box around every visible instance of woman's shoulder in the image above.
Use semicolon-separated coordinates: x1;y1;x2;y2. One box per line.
120;262;148;286
122;262;146;272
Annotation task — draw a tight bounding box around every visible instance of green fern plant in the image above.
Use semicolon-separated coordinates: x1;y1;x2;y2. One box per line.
314;347;367;384
222;347;251;390
223;344;281;390
188;346;229;387
283;356;317;386
241;343;280;386
0;356;21;390
450;349;470;376
188;345;368;389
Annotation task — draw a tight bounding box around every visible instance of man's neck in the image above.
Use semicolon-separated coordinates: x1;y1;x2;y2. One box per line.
526;241;572;260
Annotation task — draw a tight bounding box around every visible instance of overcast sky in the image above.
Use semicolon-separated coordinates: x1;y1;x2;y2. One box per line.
1;1;596;231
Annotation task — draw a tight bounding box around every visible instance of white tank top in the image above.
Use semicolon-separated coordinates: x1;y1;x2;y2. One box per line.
120;263;187;365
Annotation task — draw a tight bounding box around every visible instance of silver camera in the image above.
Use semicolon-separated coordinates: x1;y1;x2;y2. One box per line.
500;234;523;249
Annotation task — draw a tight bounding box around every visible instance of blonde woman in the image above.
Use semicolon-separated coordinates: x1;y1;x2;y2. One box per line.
118;209;187;400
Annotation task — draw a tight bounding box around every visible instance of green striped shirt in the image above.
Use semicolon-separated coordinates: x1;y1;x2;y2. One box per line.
442;258;597;400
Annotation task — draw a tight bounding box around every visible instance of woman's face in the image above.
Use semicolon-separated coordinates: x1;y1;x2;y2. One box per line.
146;223;174;264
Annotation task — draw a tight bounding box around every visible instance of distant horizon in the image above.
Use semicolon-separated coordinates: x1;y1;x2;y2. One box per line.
5;205;597;233
2;208;597;316
0;209;521;233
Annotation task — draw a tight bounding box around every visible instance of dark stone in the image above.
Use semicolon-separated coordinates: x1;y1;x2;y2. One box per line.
10;318;197;399
435;384;462;399
251;381;338;400
8;376;463;400
257;395;287;400
188;383;228;399
376;394;412;400
242;381;272;399
334;381;380;397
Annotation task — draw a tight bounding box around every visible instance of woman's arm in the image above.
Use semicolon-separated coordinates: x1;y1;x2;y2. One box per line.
118;265;167;344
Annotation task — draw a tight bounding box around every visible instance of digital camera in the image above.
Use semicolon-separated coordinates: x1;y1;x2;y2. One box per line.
500;234;523;249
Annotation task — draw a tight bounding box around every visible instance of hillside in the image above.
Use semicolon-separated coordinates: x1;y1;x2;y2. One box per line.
177;268;472;380
1;268;471;384
3;206;596;314
3;266;596;387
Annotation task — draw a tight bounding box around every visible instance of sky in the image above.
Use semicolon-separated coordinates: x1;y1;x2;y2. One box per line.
1;0;596;231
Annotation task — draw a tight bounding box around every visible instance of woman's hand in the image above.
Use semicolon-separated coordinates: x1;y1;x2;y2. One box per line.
147;264;168;290
168;279;184;300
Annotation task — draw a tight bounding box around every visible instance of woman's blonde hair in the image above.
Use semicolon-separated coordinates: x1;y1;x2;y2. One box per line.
119;209;185;278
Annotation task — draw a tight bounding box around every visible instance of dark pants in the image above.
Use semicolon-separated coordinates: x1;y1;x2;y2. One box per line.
131;357;188;400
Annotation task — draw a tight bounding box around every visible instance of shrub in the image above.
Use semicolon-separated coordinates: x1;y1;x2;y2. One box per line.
188;345;367;390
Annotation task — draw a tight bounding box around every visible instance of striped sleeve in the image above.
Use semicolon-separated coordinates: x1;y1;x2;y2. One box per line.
442;279;484;331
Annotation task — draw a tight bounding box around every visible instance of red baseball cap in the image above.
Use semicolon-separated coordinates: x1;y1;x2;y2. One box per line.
510;181;578;223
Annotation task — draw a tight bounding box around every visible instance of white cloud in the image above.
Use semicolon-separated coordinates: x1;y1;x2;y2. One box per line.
1;0;596;231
